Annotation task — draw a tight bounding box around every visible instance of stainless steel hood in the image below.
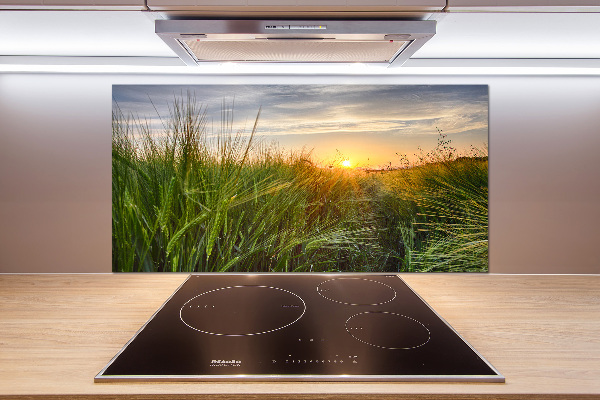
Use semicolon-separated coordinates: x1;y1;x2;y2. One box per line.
155;19;436;67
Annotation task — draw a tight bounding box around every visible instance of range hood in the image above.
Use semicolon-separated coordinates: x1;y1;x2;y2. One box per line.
155;19;436;68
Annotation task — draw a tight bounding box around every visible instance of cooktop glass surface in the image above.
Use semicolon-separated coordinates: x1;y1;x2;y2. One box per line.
96;274;503;382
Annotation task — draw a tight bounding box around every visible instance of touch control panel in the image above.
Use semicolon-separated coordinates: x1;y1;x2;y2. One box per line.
265;25;327;30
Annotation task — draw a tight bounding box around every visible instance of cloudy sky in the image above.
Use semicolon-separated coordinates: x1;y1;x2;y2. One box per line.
113;85;488;169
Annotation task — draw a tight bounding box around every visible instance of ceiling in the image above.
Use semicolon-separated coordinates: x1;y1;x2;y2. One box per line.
0;8;599;72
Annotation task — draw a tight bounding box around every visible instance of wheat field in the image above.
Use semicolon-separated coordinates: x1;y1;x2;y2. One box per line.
112;97;488;273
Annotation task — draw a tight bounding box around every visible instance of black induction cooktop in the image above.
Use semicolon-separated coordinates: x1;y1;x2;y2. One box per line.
95;274;504;382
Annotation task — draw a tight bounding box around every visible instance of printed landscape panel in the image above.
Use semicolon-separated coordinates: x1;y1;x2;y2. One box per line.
112;85;488;273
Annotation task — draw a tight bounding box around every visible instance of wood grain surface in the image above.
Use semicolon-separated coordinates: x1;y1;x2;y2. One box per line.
0;273;598;399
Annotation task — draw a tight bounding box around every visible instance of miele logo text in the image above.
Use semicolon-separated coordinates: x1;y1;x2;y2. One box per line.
210;359;242;367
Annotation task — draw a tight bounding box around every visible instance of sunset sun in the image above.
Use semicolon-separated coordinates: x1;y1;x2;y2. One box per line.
342;160;352;168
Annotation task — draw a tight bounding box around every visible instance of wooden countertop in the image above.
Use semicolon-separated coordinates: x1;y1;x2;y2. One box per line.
0;273;598;399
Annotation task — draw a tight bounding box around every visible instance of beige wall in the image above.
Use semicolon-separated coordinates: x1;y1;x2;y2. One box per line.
1;73;599;273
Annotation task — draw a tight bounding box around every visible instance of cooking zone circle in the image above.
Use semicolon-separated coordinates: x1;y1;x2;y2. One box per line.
180;286;306;336
345;311;431;350
316;278;397;305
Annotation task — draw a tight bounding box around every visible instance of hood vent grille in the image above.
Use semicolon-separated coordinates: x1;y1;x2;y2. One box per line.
156;20;436;67
182;39;409;63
